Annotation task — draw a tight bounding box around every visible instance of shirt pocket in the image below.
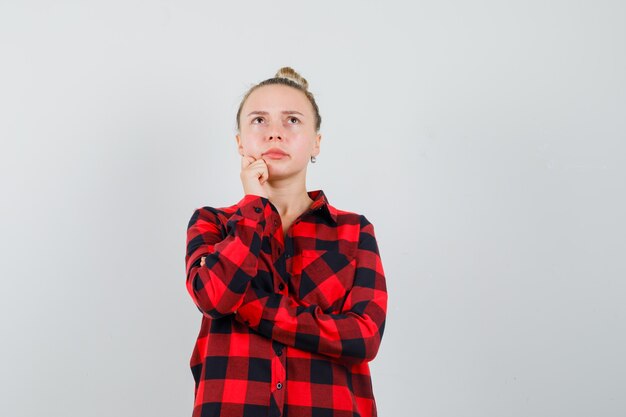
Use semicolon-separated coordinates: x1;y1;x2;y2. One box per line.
296;249;356;313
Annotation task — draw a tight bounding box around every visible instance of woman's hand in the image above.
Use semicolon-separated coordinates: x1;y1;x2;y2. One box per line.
240;155;270;198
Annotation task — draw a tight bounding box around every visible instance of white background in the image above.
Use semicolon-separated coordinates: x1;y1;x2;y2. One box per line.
1;1;625;416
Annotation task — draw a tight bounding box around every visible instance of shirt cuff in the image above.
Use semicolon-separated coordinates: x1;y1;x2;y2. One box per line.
235;297;265;327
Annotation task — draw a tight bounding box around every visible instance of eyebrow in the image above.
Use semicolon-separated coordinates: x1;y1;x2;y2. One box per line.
247;110;304;117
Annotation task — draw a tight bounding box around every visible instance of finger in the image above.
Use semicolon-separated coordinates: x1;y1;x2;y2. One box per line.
259;167;269;184
252;158;268;170
247;160;268;173
250;158;267;172
248;157;265;166
240;155;256;169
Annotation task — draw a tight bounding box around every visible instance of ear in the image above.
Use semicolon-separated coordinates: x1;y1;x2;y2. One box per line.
313;133;321;156
235;133;244;156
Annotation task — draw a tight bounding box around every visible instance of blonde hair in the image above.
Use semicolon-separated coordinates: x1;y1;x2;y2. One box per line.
236;66;322;132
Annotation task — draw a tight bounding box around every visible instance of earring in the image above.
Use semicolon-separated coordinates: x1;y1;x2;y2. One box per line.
310;156;317;163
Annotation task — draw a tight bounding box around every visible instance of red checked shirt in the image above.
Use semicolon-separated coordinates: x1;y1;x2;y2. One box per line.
184;189;388;417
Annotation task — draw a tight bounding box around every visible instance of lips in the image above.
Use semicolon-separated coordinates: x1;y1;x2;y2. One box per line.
263;148;288;156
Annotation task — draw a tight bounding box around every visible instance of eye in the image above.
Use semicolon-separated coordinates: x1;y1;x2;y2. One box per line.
287;116;300;124
252;116;265;124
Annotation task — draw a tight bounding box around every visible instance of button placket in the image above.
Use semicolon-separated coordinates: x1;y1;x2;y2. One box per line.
271;352;286;406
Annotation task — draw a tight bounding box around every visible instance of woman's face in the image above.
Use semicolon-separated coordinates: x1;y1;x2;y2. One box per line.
236;84;321;181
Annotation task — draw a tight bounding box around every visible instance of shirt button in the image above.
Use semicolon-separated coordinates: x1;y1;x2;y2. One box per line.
278;283;285;291
254;206;262;213
276;382;283;390
273;219;278;226
285;253;291;258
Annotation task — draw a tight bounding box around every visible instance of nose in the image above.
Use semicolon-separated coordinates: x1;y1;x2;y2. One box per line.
267;122;284;141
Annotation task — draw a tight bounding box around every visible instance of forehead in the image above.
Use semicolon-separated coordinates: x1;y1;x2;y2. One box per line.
243;84;311;114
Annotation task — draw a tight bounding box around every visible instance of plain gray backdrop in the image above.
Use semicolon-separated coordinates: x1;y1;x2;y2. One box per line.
1;1;625;416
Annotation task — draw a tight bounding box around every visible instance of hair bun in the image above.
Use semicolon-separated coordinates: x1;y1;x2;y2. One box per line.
275;66;309;90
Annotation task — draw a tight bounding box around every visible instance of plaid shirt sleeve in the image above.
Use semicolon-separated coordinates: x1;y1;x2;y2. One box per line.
185;194;272;319
234;215;387;367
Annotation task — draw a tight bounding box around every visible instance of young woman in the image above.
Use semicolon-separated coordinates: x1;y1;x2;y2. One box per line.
185;67;388;417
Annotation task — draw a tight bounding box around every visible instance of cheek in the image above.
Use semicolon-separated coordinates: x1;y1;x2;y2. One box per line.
291;140;311;157
239;139;263;157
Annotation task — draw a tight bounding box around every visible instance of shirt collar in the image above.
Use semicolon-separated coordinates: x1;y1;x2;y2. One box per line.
307;189;338;224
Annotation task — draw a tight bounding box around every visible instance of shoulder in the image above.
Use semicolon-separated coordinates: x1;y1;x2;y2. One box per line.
186;201;241;231
187;193;273;232
187;194;273;230
330;208;381;265
326;204;378;255
330;203;375;230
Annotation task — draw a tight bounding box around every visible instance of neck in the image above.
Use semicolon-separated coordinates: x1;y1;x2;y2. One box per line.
265;177;314;218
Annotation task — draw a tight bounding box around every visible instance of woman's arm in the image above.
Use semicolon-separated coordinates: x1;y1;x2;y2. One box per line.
185;194;271;319
234;215;388;367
